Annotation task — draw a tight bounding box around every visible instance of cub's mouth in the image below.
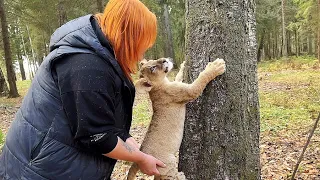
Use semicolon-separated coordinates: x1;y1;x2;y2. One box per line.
162;58;173;73
164;67;169;73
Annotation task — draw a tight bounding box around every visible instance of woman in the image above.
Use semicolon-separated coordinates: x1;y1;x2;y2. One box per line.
0;0;165;179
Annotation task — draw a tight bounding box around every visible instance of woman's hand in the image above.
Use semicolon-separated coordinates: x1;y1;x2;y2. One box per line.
104;137;165;176
136;153;166;176
125;137;140;149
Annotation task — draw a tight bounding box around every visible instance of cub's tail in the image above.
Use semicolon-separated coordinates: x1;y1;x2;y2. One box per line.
127;163;139;180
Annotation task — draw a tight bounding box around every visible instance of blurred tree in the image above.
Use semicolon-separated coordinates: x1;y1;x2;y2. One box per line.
0;67;8;97
0;0;19;97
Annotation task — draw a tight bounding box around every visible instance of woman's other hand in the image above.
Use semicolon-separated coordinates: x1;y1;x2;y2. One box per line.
136;153;166;176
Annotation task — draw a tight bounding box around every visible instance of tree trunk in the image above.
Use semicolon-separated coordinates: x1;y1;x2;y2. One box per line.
97;0;104;12
0;0;19;98
257;31;265;62
264;33;270;60
179;0;260;179
19;27;33;80
16;48;26;81
58;0;67;26
271;32;275;59
43;34;48;56
14;25;26;81
307;34;313;55
26;25;39;75
163;3;176;66
297;32;301;56
0;67;9;97
281;0;287;57
294;29;299;56
318;0;320;61
287;30;292;56
275;30;279;58
318;30;320;61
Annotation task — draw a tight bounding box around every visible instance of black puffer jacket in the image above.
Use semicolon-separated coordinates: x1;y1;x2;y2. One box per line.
0;15;135;180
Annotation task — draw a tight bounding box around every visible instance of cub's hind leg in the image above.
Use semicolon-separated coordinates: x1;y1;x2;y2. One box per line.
127;163;139;180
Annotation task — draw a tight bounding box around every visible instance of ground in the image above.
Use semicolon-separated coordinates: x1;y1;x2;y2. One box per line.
0;57;319;179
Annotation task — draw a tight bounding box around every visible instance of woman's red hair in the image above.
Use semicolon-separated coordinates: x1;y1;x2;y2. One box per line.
95;0;157;80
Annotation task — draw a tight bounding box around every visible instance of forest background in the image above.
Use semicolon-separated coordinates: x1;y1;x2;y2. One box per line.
0;0;320;179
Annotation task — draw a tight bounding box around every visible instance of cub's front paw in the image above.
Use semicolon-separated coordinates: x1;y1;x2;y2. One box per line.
205;58;226;76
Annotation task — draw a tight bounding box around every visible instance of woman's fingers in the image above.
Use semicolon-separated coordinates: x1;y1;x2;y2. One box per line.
156;159;166;168
153;169;160;176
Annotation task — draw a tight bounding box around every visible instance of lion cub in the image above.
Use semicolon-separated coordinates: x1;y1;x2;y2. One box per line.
127;58;226;180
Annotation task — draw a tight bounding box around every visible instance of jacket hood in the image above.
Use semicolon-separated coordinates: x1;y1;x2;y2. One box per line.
49;14;99;53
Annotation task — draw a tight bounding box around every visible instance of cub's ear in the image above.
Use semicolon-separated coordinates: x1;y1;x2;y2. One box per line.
139;59;148;67
135;78;152;94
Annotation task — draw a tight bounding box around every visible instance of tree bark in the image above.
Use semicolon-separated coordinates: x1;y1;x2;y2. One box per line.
0;67;9;97
163;3;176;66
179;0;260;179
97;0;104;12
308;34;313;55
287;30;292;56
281;0;288;57
318;0;320;61
14;25;26;81
264;33;269;59
58;0;67;26
257;30;265;62
19;27;33;80
16;48;26;81
0;0;19;98
26;25;39;73
294;29;299;56
275;29;280;59
43;34;48;56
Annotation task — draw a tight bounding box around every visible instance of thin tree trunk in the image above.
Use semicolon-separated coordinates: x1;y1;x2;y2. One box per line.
97;0;104;12
275;30;279;58
257;30;264;62
265;33;270;60
0;67;9;97
318;30;320;61
282;0;288;57
14;25;26;81
163;3;176;66
16;48;26;81
295;29;299;56
42;33;48;60
257;31;264;62
19;27;33;80
179;0;260;179
58;0;67;26
297;32;301;56
308;34;313;55
318;0;320;61
0;0;19;98
287;30;292;56
26;25;39;73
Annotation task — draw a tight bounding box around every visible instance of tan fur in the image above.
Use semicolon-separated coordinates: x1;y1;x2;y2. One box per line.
127;58;226;180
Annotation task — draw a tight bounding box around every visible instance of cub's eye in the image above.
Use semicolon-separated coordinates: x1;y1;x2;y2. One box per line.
150;66;157;73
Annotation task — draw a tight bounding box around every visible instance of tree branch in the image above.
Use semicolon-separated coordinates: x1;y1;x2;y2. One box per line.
291;113;320;180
